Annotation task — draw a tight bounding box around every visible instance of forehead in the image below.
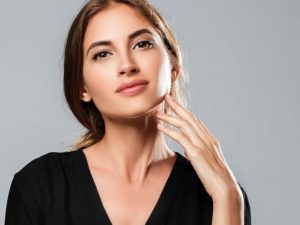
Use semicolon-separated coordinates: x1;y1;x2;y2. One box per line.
83;3;157;47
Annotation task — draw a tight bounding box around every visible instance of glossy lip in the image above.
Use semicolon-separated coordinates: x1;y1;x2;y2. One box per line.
115;79;149;93
117;83;148;96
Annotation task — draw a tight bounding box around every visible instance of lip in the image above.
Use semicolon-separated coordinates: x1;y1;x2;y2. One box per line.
115;79;149;93
117;83;148;96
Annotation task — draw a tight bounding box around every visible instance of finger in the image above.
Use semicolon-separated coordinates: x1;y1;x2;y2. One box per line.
166;95;215;143
157;123;198;157
191;117;220;149
165;94;225;162
192;117;226;163
193;116;217;145
157;123;220;166
164;95;213;148
156;112;208;149
165;94;192;122
165;94;216;148
188;111;225;161
192;117;226;161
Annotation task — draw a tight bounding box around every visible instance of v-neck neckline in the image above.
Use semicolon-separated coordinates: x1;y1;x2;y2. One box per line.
75;148;187;225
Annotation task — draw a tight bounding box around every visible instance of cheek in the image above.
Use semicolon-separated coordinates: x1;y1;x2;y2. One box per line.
157;57;172;95
83;65;108;94
82;63;116;110
142;50;172;95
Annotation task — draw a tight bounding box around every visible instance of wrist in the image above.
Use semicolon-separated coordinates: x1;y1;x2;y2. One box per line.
212;187;244;225
213;183;244;206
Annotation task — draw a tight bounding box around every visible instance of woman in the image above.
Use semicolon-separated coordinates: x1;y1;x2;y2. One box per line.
5;0;251;225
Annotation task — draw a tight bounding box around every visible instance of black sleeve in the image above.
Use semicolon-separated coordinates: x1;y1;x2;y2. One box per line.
5;174;43;225
240;185;252;225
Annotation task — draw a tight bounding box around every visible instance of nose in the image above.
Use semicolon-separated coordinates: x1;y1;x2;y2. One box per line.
118;54;140;76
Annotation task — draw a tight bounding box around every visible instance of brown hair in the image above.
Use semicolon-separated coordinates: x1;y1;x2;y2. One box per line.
64;0;189;151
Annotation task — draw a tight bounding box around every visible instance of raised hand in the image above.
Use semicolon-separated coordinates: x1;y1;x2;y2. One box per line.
155;94;244;225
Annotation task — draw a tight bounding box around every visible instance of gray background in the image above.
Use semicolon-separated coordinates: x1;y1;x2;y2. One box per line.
1;0;299;224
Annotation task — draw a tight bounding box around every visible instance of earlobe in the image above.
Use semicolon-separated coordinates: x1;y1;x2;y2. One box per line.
80;88;92;102
171;68;179;82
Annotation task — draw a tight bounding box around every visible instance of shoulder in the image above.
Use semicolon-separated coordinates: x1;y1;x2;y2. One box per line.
7;150;83;214
10;150;82;205
17;151;63;172
13;150;80;188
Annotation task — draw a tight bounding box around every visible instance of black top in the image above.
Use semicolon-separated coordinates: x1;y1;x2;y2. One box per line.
5;149;251;225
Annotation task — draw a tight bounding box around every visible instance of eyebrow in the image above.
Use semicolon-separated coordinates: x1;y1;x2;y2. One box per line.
86;28;154;56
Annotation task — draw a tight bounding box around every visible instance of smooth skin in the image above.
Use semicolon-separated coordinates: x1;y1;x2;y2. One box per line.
81;4;178;225
156;94;244;225
81;3;244;225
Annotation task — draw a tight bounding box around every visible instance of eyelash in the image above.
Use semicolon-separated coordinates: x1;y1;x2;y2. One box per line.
92;40;154;61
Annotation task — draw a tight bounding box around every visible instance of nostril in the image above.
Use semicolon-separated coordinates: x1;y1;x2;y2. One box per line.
131;68;138;73
118;64;139;76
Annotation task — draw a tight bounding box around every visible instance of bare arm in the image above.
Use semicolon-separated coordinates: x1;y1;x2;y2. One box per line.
211;185;244;225
189;155;244;225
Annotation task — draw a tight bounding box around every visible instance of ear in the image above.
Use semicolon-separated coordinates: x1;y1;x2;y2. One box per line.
171;66;180;82
80;86;92;102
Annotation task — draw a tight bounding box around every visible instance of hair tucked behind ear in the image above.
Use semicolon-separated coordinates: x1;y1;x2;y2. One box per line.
63;0;189;151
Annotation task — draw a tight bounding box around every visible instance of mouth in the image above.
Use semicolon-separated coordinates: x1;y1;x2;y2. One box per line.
117;84;149;96
115;79;149;92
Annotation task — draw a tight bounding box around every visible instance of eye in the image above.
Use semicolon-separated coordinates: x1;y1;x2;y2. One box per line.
92;50;112;61
134;40;154;50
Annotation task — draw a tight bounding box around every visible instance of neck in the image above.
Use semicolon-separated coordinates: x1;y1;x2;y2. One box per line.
93;110;173;184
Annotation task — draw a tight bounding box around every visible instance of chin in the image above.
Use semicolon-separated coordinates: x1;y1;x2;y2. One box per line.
116;95;165;119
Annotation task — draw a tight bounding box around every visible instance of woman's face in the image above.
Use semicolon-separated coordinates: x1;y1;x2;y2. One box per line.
82;3;173;119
